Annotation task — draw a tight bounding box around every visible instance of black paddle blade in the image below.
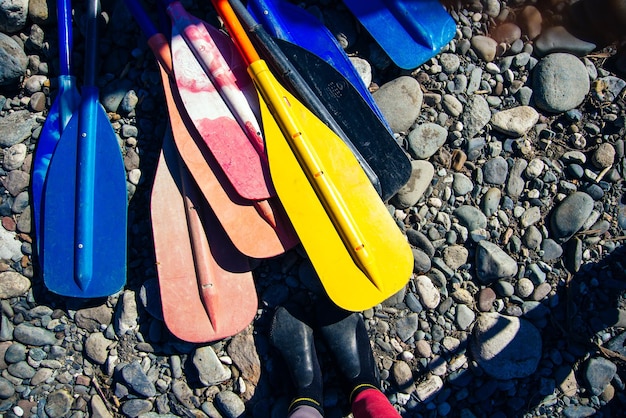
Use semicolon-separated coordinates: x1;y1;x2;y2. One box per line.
272;38;412;201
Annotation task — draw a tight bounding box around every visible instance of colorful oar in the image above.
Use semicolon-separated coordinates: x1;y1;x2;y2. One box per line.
164;0;273;201
247;0;390;131
152;127;257;343
214;0;413;311
341;0;457;70
32;0;80;257
125;0;298;258
42;0;127;297
233;1;411;201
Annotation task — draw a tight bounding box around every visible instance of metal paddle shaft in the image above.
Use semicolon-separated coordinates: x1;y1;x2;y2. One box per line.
247;0;391;132
152;130;257;343
214;0;413;311
43;0;127;297
342;0;457;69
32;0;80;256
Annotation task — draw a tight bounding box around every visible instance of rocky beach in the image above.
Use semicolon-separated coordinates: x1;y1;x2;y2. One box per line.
1;0;626;417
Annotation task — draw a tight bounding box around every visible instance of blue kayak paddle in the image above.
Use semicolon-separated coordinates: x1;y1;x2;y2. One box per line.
42;0;127;297
341;0;457;70
32;0;80;258
247;0;391;132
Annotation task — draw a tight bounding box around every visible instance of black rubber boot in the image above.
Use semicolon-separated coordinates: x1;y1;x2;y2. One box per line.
316;301;380;403
270;305;324;415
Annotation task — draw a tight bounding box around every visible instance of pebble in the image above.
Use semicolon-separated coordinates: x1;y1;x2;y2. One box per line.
534;26;597;57
408;123;448;159
475;240;518;284
373;76;423;133
583;357;617;396
461;95;491;138
482;157;509;185
470;35;498;62
532;53;590;113
550;192;594;242
490;106;539;136
391;160;434;209
414;275;440;309
470;313;542;379
215;390;246;418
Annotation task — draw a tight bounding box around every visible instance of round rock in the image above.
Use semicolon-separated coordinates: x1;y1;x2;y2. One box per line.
532;53;590;113
373;76;423;133
550;192;594;242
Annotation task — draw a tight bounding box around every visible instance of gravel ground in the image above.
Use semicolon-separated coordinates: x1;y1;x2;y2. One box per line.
1;0;626;417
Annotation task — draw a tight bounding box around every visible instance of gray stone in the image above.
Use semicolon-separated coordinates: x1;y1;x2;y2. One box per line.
44;389;73;418
373;76;423;133
121;399;153;417
470;313;542;379
391;160;434;209
583;357;617;396
456;304;475;331
483;157;509;185
0;0;28;32
491;106;539;136
534;26;597;57
84;332;111;365
550;192;594;242
0;109;38;146
461;95;491;138
481;187;501;217
408;123;448;159
0;271;30;298
506;159;528;200
532;53;590;113
475;241;518;284
215;390;246;418
396;313;419;342
193;345;232;386
13;323;58;346
453;205;487;232
121;361;157;398
452;173;474;196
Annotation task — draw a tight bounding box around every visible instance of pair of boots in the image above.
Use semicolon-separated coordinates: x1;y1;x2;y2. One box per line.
270;300;400;418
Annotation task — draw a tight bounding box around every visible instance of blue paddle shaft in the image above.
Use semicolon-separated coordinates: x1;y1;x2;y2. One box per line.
84;0;99;86
126;0;160;38
57;0;73;76
74;87;100;289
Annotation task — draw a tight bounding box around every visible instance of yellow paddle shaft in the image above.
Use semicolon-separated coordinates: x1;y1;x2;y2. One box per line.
248;60;382;289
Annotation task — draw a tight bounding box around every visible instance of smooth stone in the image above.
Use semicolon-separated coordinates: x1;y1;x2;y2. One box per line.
461;95;491;138
506;159;528;200
453;205;487;232
84;333;111;365
415;375;443;402
470;313;541;379
0;110;39;147
121;361;157;398
396;313;419;342
0;33;28;86
415;275;440;310
534;26;596;57
5;343;26;363
525;158;545;179
439;53;460;74
391;160;434;209
562;405;597;418
75;304;114;332
591;143;615;169
550;192;594;242
583;357;617;396
456;304;475;331
349;56;372;87
193;345;232;386
12;323;57;346
518;5;542;40
215;390;246;418
1;170;30;196
447;74;468;95
532;53;590;113
392;360;416;394
490;106;539;136
121;399;153;417
408;123;448;159
405;229;435;258
478;288;497;312
532;282;552;301
0;271;30;298
470;35;498;62
7;361;35;379
491;22;521;45
522;225;542;250
373;76;423;133
452;173;473;196
2;143;27;171
475;240;518;284
412;247;432;274
481;187;501;217
442;245;468;270
44;389;73;418
516;278;534;298
0;377;14;399
442;94;463;117
227;329;261;386
483;156;509;185
520;206;541;228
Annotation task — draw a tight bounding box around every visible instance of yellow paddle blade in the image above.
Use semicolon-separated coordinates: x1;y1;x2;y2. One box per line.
254;60;413;311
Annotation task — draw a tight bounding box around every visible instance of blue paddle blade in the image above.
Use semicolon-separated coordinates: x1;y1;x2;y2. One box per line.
341;0;457;69
247;0;391;132
32;76;80;255
42;89;127;298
